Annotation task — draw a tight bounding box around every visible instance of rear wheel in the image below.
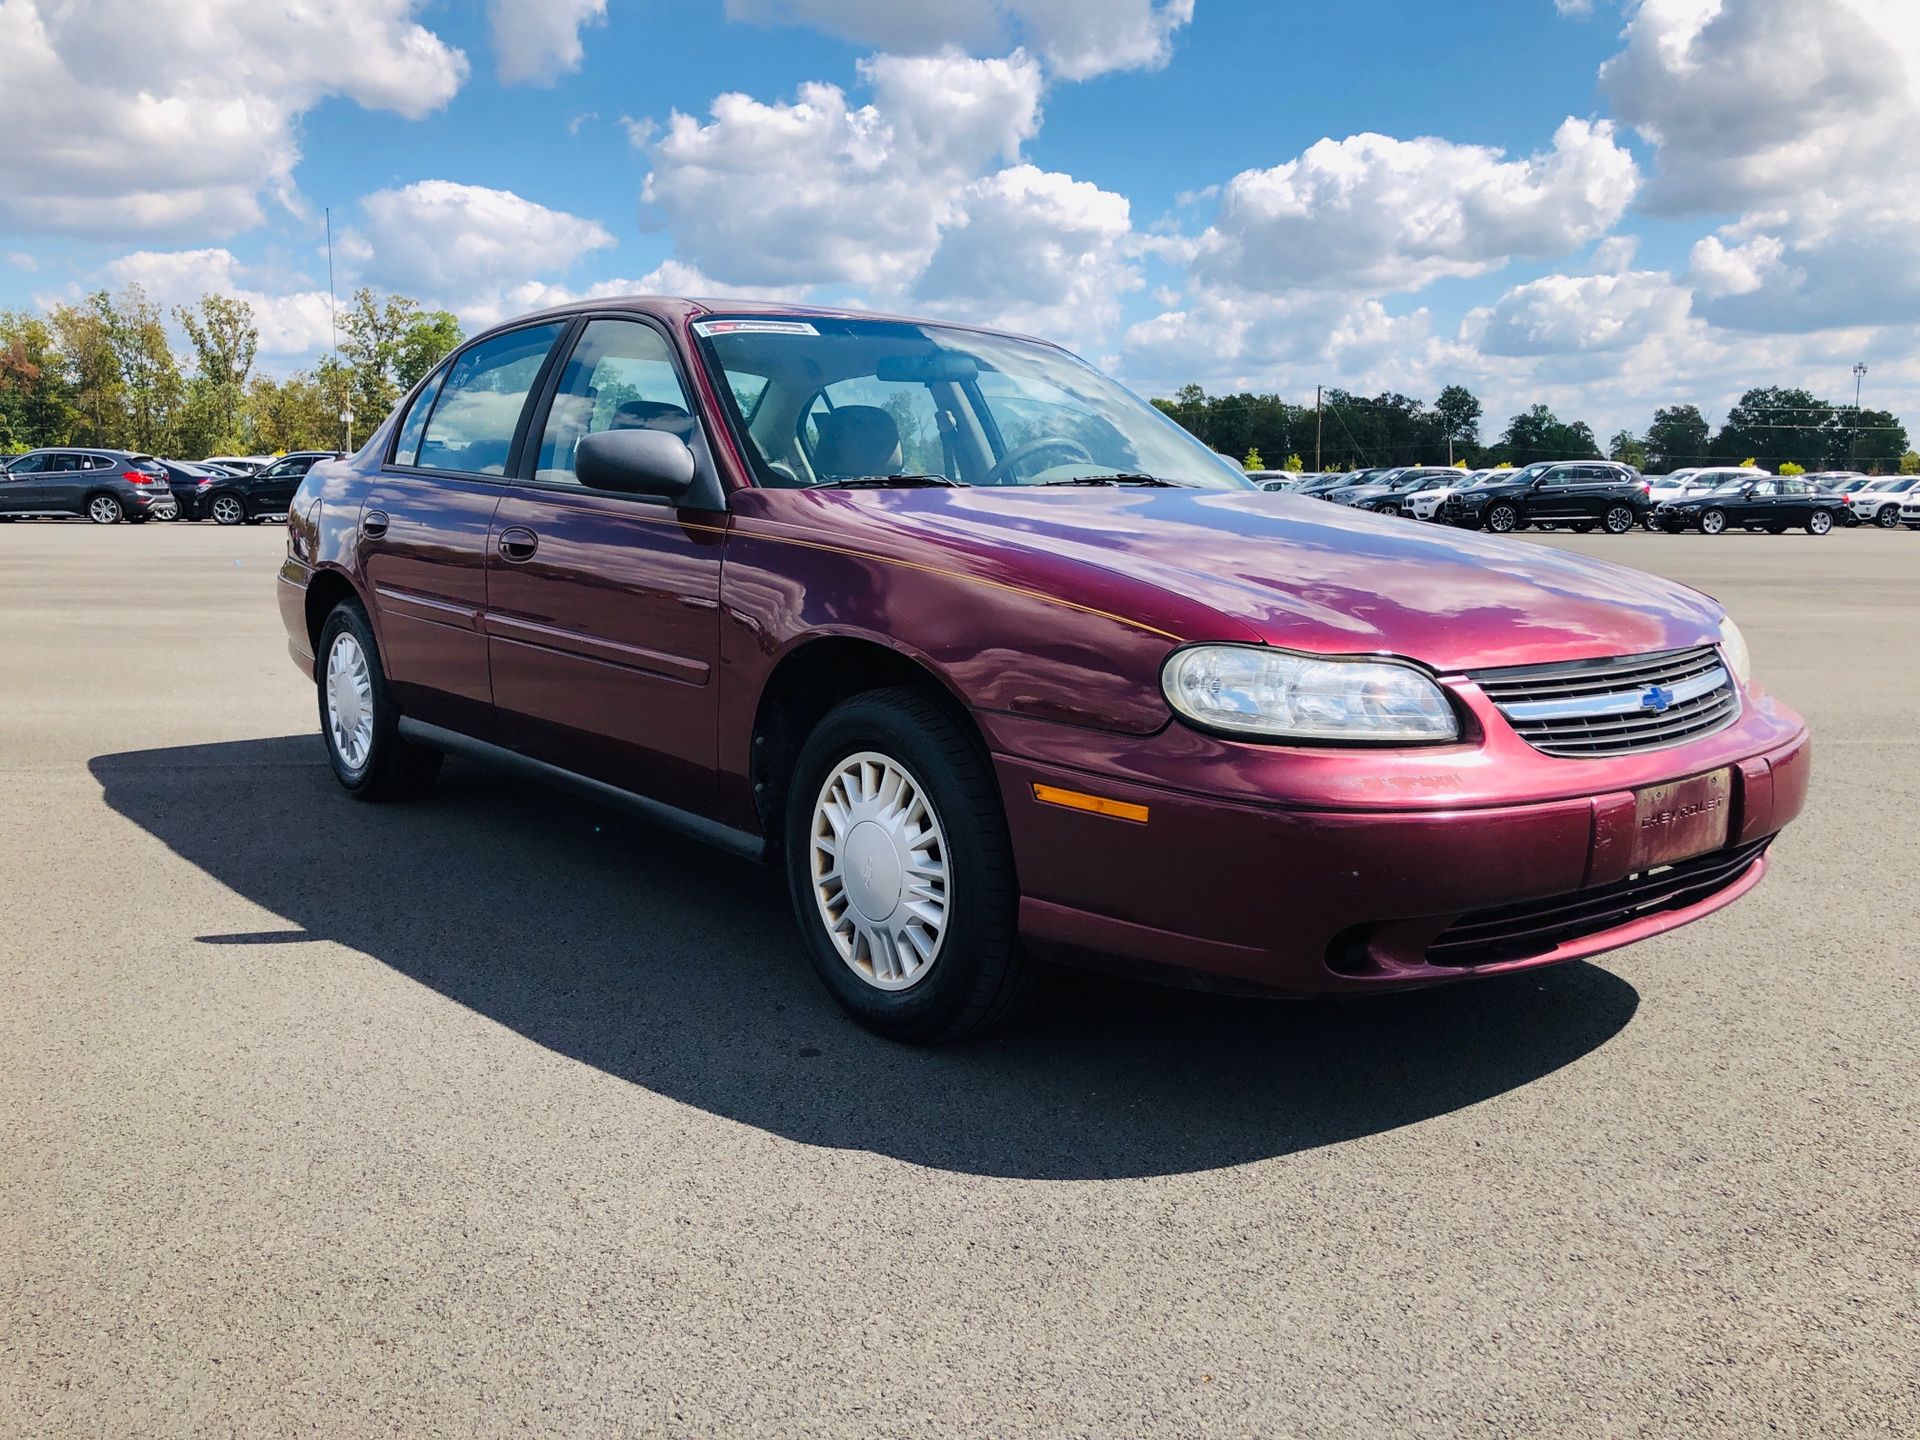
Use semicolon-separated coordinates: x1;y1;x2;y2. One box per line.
210;493;247;526
785;687;1040;1042
1602;505;1635;534
1486;502;1520;533
1807;509;1833;535
1766;524;1787;534
316;600;442;801
1701;508;1728;535
1569;522;1594;534
86;493;123;525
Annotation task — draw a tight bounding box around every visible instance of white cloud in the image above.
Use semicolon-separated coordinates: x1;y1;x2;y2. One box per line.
1687;232;1786;298
351;181;617;299
1470;269;1693;357
642;52;1044;291
461;260;815;331
488;0;607;85
913;164;1140;345
96;248;337;356
1193;119;1639;295
1554;0;1595;16
724;0;1193;79
0;0;468;239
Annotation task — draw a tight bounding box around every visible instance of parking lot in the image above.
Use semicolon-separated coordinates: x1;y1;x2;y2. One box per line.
2;520;1914;1436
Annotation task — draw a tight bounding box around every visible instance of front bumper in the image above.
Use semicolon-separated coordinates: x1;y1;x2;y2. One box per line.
989;705;1810;996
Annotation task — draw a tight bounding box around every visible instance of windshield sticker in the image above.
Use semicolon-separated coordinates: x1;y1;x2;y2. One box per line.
693;319;820;337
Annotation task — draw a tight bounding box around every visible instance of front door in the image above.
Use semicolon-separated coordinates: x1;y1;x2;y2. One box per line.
484;315;727;814
249;457;310;517
0;452;52;513
359;319;570;738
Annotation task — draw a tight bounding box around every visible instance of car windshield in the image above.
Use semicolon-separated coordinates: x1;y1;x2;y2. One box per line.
694;315;1252;490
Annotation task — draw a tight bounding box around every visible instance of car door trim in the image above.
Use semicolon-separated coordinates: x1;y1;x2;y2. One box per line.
481;611;712;685
397;718;764;862
372;583;482;632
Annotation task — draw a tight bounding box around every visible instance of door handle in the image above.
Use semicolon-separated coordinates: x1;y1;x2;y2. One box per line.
362;510;390;538
497;527;539;562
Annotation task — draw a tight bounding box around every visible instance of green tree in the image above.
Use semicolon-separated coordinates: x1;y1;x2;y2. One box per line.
1607;429;1649;468
1899;450;1920;475
1434;384;1482;457
1497;405;1599;465
337;288;422;431
48;298;127;446
1242;446;1264;471
396;309;463;391
1645;404;1710;470
174;293;259;456
0;311;72;449
91;285;185;454
1713;386;1834;471
1778;460;1806;476
1283;453;1304;471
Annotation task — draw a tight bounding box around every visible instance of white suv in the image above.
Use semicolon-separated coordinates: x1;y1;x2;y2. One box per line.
1844;475;1920;528
1407;468;1489;520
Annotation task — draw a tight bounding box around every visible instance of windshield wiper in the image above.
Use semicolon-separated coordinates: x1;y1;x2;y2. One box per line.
1037;473;1190;488
811;474;964;489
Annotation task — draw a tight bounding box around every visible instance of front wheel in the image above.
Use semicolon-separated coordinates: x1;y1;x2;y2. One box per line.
86;494;123;525
1876;506;1901;529
1486;503;1520;533
1807;509;1833;535
1701;508;1728;535
316;601;442;801
1603;505;1636;534
210;493;247;526
785;687;1040;1042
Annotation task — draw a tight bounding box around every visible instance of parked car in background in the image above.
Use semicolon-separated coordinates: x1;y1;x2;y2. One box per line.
1407;468;1494;520
192;450;342;523
1901;490;1920;529
156;459;226;515
1320;466;1463;515
1247;469;1314;491
1802;471;1866;493
1842;475;1920;528
203;454;271;475
1298;467;1391;497
0;448;175;523
1439;460;1648;534
1650;476;1844;534
276;296;1809;1040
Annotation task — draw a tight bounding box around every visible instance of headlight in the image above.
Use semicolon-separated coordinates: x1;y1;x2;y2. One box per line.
1162;645;1459;743
1718;618;1752;688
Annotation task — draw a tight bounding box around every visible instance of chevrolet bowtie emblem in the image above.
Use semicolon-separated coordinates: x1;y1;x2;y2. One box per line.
1640;684;1675;713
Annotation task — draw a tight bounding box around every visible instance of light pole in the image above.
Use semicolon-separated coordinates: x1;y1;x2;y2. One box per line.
1853;363;1867;469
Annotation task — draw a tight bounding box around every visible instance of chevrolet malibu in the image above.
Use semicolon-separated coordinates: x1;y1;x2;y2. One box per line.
277;298;1810;1040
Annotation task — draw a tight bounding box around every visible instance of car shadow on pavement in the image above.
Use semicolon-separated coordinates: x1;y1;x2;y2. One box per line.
92;736;1639;1180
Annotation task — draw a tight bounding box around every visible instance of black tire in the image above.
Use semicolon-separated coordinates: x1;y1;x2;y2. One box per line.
1701;508;1728;535
1569;522;1594;534
1875;505;1900;529
210;492;247;526
1807;509;1833;535
1486;502;1520;533
1766;524;1787;535
1602;505;1635;534
784;686;1040;1042
316;600;443;801
85;493;123;525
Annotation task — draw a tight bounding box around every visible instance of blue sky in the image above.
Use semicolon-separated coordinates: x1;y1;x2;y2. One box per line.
4;1;1915;439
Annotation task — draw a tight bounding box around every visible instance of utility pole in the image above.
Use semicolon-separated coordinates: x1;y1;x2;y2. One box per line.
327;207;348;453
1853;362;1867;470
1315;385;1323;471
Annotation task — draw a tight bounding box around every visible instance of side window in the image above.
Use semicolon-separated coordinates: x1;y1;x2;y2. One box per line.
5;453;44;475
391;368;448;468
534;319;695;486
1751;480;1777;496
416;322;568;477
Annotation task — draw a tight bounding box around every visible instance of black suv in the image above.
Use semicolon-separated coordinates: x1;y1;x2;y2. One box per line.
0;448;175;523
185;451;341;523
1439;460;1648;534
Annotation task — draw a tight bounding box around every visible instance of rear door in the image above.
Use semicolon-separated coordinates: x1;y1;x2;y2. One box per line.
483;314;727;813
360;320;571;739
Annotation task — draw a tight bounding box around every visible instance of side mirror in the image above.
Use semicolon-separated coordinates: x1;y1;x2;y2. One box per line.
576;427;697;500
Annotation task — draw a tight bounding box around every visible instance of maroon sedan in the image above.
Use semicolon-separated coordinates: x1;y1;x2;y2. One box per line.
277;298;1809;1040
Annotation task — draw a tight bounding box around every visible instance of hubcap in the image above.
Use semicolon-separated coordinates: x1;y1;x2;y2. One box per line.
325;632;375;772
1704;512;1724;533
214;497;242;523
809;751;950;991
1812;512;1830;532
1607;508;1631;532
1490;507;1515;532
90;497;118;523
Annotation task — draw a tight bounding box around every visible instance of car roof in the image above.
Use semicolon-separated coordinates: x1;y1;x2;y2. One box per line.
475;294;1057;350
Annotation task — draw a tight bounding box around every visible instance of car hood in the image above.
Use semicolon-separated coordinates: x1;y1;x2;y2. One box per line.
803;488;1725;672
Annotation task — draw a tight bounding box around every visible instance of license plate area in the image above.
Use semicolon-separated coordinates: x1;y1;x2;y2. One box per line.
1631;768;1732;870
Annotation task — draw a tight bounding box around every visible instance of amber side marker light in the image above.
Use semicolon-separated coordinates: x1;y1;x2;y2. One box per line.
1032;783;1150;824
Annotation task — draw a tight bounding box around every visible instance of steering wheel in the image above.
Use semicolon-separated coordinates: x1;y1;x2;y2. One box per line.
981;435;1094;487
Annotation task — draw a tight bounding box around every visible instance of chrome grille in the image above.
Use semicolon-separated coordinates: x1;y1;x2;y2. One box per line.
1469;644;1739;757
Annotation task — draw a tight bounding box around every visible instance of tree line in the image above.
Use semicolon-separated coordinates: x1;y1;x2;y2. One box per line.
0;287;464;459
1153;383;1917;475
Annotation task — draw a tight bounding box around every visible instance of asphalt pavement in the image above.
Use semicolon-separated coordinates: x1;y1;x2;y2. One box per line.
2;518;1914;1437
